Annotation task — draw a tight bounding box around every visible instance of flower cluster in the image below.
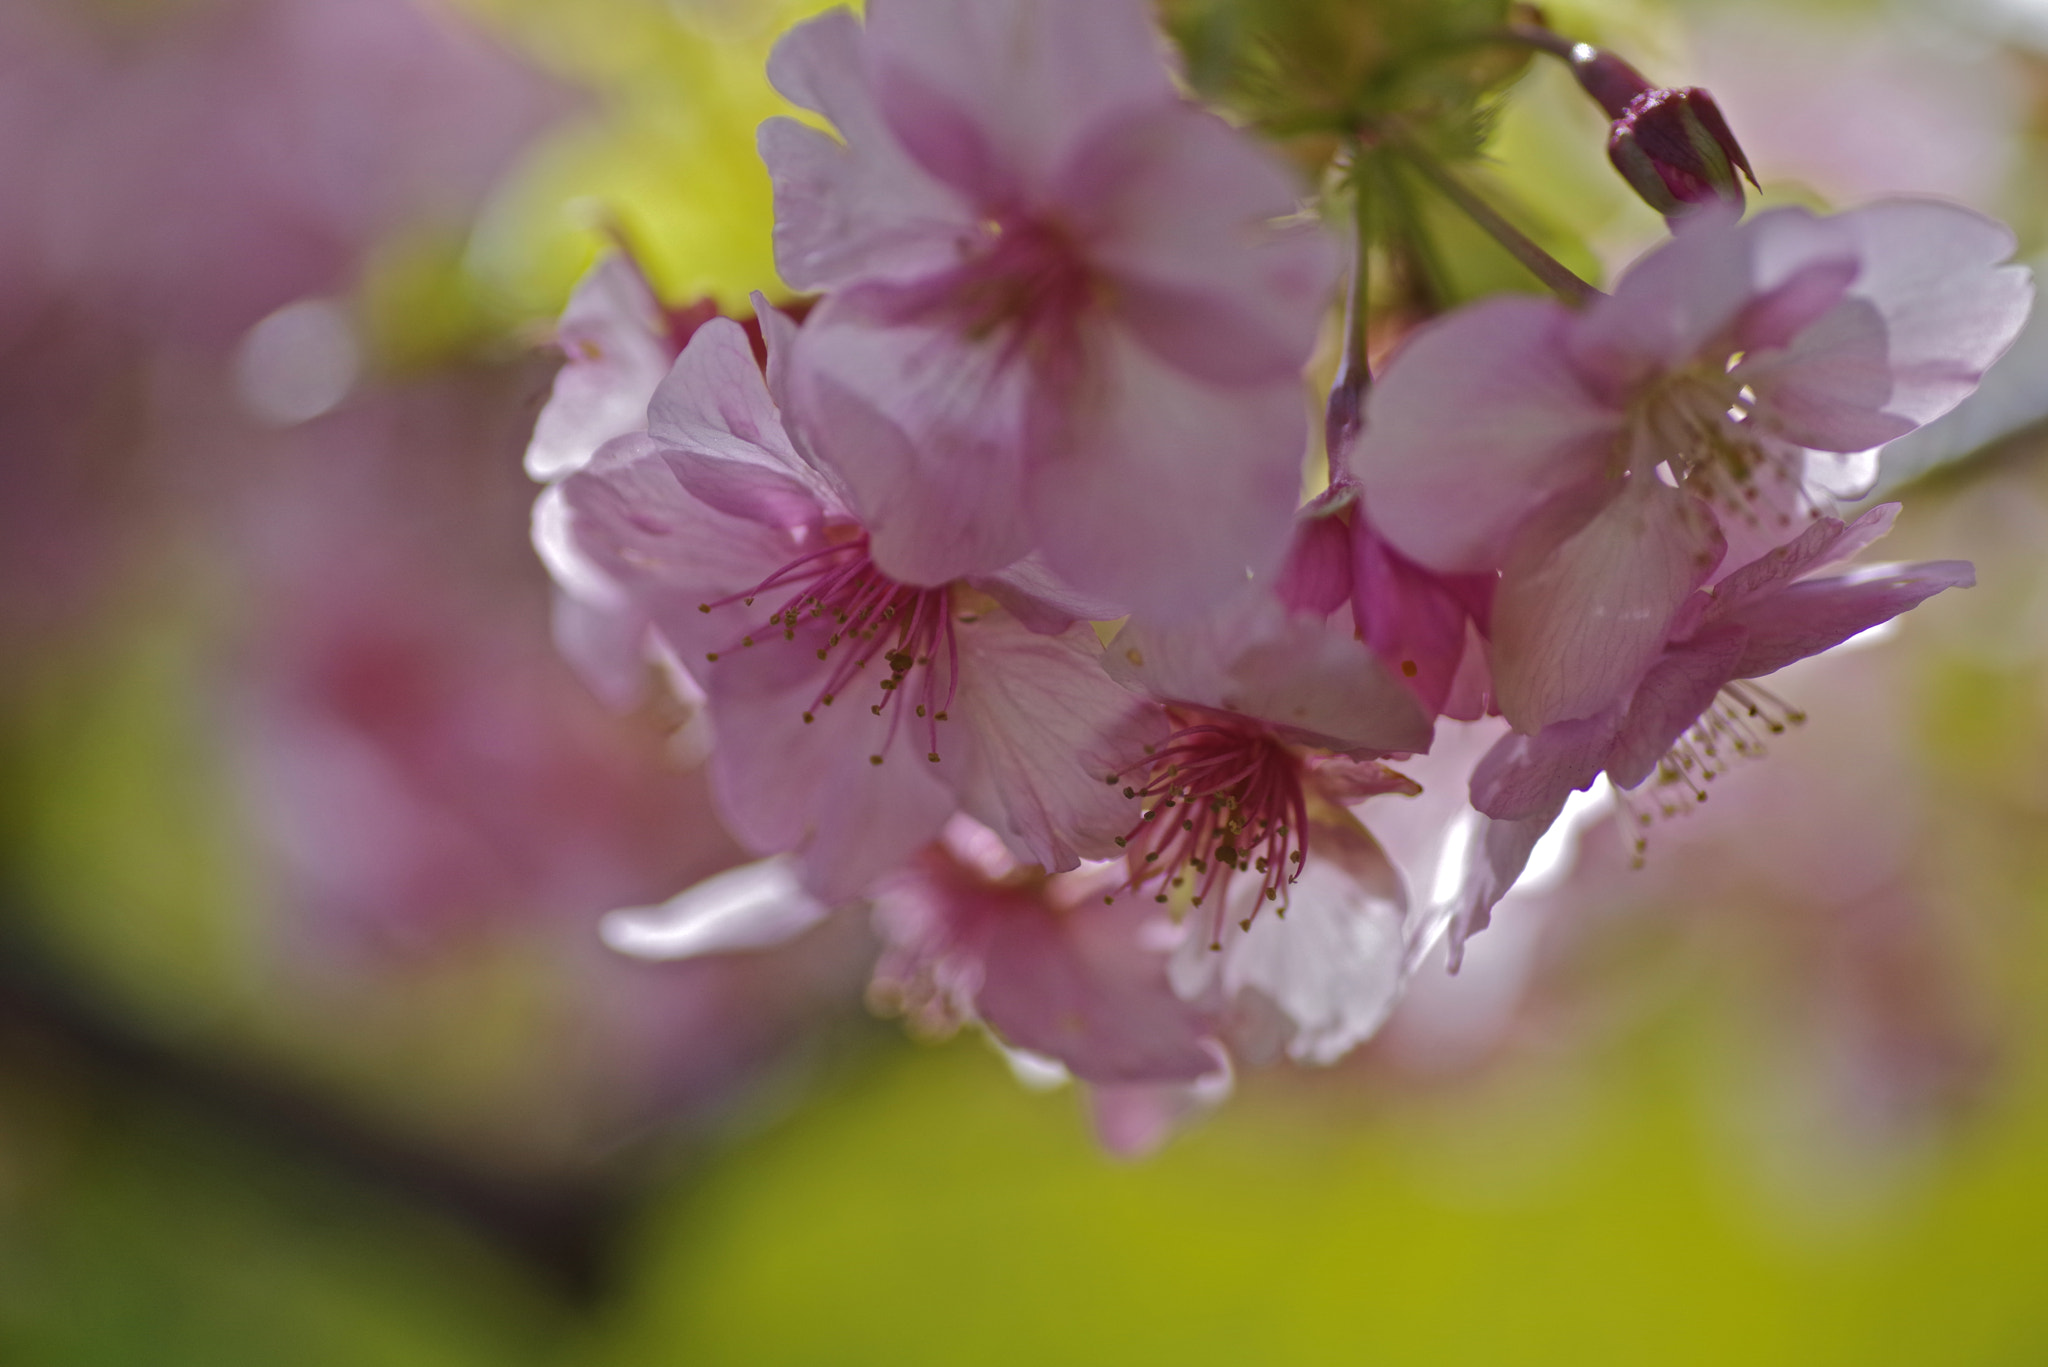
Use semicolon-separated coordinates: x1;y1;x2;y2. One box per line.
526;0;2029;1148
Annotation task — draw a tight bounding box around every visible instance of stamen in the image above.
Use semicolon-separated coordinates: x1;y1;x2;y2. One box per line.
697;532;958;758
1624;680;1807;864
1638;367;1821;536
1108;711;1310;944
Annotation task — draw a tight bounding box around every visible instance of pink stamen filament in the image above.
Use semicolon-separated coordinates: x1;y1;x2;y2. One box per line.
1109;715;1311;949
699;535;958;761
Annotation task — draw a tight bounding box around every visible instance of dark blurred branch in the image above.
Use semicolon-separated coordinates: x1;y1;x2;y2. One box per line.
0;906;629;1305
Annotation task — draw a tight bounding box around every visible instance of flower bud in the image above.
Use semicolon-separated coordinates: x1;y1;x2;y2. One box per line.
1606;86;1757;218
1563;42;1654;119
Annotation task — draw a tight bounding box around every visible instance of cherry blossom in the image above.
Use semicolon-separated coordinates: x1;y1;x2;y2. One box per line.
1356;200;2029;734
868;819;1220;1087
758;0;1339;615
1471;505;1970;854
556;313;1160;902
1099;515;1434;1063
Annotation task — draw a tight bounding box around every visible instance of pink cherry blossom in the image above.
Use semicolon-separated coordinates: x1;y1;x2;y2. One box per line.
1471;503;1971;836
526;257;787;708
1356;200;2029;733
606;818;1230;1150
758;0;1339;615
868;819;1221;1087
554;314;1161;902
1100;531;1432;1061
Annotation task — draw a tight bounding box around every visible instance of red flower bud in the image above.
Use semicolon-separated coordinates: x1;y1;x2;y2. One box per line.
1564;43;1654;119
1606;86;1757;219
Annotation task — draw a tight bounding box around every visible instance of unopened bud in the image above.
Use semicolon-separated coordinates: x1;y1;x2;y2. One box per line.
1564;43;1654;118
1607;86;1757;218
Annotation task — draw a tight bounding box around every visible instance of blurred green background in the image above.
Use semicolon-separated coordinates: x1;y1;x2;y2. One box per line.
4;0;2048;1361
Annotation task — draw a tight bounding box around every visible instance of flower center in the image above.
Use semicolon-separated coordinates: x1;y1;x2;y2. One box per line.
1634;361;1808;534
1616;680;1806;863
938;211;1101;374
1107;711;1308;947
698;533;956;764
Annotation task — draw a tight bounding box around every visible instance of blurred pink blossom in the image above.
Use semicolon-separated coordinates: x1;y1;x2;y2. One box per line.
0;0;561;651
870;818;1219;1087
25;0;563;347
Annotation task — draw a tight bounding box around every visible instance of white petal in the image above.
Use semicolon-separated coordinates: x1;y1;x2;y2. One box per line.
600;857;832;960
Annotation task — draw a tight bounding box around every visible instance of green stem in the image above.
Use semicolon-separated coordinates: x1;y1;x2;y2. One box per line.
1391;141;1601;308
1495;21;1581;62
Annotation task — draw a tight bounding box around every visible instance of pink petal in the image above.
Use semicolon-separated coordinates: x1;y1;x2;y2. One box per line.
1733;254;1861;353
599;856;833;960
864;0;1177;196
1275;507;1354;618
787;293;1037;585
1357;296;1622;573
750;291;801;416
1027;324;1303;617
525;254;673;482
705;625;958;904
1567;202;1759;399
1709;503;1899;615
1737;295;1914;452
1087;1060;1233;1159
1438;620;1497;724
1105;589;1432;755
759;8;973;290
1437;802;1566;972
1351;508;1492;717
1735;201;2032;450
1210;617;1433;755
976;887;1221;1085
556;434;803;667
1306;755;1422;803
1491;477;1725;732
646;319;842;528
972;555;1127;634
869;845;1220;1085
1830;199;2033;430
1068;102;1338;387
1729;559;1975;679
1603;626;1748;790
1469;708;1622;822
950;612;1165;870
547;582;651;713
